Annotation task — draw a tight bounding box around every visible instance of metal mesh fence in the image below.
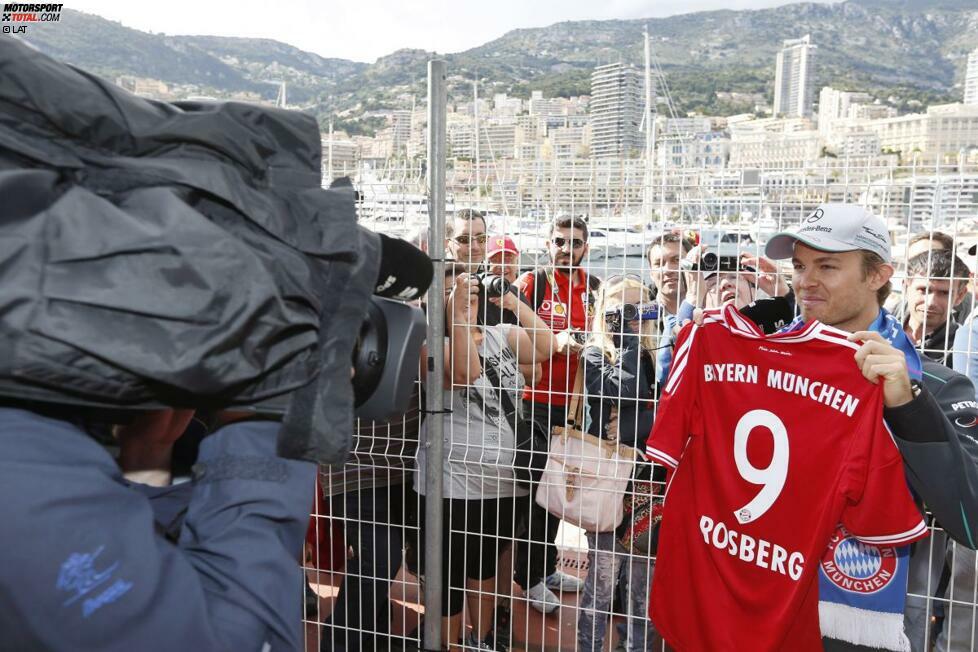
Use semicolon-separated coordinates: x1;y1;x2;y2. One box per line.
303;158;978;651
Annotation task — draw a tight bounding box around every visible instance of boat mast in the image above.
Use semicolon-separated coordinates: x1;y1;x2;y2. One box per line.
473;76;481;202
643;25;656;224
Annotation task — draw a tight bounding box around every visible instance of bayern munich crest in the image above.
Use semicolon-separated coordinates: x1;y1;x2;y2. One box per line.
820;528;898;595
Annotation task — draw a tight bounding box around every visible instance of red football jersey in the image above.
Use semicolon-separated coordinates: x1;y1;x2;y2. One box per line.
646;305;927;652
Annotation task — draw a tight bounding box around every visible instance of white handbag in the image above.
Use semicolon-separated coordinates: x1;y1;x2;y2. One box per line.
535;361;637;532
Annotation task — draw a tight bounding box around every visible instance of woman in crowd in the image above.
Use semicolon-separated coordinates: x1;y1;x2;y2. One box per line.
576;274;660;652
415;271;557;650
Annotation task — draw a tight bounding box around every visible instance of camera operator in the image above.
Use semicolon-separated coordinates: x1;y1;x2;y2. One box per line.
444;210;526;329
0;405;317;651
681;245;755;310
0;38;437;652
116;409;198;487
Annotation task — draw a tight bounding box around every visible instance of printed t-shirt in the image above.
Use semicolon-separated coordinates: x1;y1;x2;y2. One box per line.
415;324;529;500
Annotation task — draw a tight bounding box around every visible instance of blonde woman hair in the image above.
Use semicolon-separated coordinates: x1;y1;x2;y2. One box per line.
587;277;657;365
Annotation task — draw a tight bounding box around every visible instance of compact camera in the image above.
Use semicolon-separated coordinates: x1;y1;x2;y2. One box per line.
604;303;660;325
682;243;752;274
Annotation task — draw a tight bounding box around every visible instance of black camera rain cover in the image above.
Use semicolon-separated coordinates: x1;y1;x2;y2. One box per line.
0;37;380;462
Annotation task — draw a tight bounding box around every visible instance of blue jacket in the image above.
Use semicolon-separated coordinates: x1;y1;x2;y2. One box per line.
0;408;316;651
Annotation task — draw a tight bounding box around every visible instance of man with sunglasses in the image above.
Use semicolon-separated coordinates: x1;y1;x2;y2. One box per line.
446;210;530;330
511;215;599;613
446;209;488;274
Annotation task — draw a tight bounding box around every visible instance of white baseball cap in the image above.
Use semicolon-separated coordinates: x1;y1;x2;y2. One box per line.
765;203;892;263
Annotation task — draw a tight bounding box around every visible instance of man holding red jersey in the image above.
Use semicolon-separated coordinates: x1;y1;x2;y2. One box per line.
767;206;978;651
510;215;598;613
678;204;978;651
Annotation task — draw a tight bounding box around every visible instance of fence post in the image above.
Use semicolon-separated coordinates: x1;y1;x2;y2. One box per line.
423;58;447;652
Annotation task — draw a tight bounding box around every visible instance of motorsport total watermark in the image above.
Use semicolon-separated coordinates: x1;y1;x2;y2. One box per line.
2;3;63;34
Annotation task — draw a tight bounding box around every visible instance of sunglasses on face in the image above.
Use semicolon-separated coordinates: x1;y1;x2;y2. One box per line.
454;234;488;245
552;236;585;250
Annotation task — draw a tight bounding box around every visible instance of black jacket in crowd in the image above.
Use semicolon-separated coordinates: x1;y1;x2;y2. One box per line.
581;334;656;451
913;317;959;369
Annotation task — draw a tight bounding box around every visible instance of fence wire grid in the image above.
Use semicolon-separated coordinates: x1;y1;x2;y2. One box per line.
302;145;978;652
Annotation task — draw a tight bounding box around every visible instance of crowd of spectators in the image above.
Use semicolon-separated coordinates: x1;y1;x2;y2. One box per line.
311;205;978;652
18;201;978;652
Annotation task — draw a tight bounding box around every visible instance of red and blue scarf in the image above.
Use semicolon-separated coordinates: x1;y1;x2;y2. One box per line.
781;309;922;651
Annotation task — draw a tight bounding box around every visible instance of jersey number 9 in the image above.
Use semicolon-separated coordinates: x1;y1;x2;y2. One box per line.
732;409;789;525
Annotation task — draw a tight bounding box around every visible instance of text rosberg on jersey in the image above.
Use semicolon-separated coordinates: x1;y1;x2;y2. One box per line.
700;515;805;580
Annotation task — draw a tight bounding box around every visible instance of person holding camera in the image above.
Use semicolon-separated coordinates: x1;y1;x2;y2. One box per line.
446;210;489;275
0;405;317;652
575;274;660;652
444;211;527;330
414;271;557;650
681;244;757;311
512;215;600;612
678;235;789;323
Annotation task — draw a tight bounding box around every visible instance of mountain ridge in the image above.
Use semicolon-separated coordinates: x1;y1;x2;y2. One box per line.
17;1;978;132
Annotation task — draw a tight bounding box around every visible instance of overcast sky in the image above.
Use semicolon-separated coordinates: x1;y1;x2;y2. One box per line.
74;0;842;63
